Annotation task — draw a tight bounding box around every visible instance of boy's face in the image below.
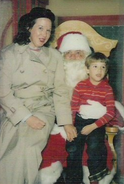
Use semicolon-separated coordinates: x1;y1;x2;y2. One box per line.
86;61;107;85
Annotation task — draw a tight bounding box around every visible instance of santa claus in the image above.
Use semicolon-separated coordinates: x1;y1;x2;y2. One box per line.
38;31;124;184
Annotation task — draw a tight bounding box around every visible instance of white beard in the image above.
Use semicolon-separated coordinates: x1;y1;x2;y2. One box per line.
64;59;88;89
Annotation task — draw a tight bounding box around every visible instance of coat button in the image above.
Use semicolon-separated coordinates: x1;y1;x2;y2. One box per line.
20;69;24;73
43;69;47;73
10;107;16;113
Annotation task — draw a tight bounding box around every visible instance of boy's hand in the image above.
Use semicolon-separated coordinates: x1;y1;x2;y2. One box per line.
81;123;97;135
64;124;77;142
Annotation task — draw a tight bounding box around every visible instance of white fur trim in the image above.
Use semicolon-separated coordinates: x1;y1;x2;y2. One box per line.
59;33;91;54
115;100;124;119
99;167;116;184
83;166;90;184
114;101;124;132
39;161;63;184
64;60;88;88
83;166;116;184
51;124;67;140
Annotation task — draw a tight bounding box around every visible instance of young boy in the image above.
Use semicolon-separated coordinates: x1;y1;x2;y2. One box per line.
66;52;115;184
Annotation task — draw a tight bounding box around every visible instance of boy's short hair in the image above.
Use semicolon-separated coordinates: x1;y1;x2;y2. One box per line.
85;52;109;72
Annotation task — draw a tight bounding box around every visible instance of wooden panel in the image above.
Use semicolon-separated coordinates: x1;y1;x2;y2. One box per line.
12;0;32;36
58;15;124;26
94;26;124;103
52;20;118;57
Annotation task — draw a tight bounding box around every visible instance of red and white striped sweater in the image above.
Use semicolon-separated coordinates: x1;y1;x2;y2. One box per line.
71;78;115;127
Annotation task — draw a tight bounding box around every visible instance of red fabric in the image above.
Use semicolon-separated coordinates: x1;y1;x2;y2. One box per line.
12;0;32;36
40;133;113;170
39;134;68;169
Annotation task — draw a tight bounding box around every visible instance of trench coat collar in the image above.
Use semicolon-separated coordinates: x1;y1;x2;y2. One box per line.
14;43;48;55
29;46;49;66
14;43;29;53
14;43;49;66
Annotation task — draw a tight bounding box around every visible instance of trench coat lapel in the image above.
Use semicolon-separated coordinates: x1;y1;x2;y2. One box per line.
30;47;49;67
14;43;50;67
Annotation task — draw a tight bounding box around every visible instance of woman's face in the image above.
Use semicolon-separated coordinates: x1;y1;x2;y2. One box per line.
29;18;52;48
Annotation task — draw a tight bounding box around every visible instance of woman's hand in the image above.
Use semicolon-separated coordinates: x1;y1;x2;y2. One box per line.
64;124;77;142
26;116;46;130
81;123;97;135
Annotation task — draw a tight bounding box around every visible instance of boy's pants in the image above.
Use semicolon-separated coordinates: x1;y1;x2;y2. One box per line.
66;114;109;183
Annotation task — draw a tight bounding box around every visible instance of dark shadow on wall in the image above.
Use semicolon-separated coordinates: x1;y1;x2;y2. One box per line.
94;26;124;103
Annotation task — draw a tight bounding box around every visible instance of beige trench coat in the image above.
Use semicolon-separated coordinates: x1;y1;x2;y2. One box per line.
0;43;72;184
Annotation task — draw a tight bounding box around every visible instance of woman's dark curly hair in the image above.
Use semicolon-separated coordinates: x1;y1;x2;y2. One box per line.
13;7;55;47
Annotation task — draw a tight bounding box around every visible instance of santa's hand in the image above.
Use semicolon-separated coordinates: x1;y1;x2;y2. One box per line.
64;124;77;142
79;100;106;119
26;116;46;130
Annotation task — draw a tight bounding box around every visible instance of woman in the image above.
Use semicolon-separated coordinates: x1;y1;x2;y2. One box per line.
0;7;76;184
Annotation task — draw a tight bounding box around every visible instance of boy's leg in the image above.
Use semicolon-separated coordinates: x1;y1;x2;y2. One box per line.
66;115;86;184
66;134;86;183
86;126;109;182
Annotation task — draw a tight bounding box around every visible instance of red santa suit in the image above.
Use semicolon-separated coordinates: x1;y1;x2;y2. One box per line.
39;32;124;184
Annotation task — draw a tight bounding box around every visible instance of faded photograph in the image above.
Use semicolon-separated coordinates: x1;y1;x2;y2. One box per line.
0;1;124;184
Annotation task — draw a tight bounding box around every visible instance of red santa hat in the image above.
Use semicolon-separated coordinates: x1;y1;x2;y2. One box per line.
57;32;92;55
